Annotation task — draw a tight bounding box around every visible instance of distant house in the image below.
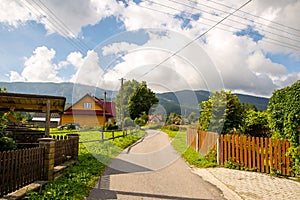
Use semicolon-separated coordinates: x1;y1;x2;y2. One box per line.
148;115;163;124
60;94;116;128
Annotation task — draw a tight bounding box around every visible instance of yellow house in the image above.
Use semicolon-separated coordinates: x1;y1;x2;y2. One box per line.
60;94;116;128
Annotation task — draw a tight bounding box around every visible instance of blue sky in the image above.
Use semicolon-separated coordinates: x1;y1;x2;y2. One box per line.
0;0;299;97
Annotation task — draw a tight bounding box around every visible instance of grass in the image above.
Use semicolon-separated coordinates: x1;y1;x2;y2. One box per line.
25;129;145;200
161;127;218;168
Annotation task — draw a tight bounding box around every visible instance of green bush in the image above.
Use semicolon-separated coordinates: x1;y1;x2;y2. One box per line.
0;136;16;151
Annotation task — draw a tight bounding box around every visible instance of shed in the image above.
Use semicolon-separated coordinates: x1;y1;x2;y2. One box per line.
0;92;66;135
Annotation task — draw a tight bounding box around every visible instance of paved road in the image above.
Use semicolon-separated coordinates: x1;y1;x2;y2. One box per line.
87;129;225;200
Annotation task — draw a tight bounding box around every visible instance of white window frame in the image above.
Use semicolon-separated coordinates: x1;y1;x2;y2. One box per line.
83;102;92;109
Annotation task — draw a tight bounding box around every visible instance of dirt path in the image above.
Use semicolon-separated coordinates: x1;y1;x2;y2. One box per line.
87;129;225;200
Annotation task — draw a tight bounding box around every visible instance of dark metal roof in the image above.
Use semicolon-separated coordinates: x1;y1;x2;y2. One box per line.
0;92;66;113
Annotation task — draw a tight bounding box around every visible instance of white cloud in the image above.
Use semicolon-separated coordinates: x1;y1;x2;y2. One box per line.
9;46;63;82
66;52;84;69
70;50;104;86
102;42;140;56
0;0;37;27
246;50;287;76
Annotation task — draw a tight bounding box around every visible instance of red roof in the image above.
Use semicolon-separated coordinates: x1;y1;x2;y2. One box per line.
64;94;116;117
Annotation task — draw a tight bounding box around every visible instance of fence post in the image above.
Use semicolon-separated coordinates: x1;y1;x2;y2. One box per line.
67;134;80;160
38;138;55;181
217;134;221;165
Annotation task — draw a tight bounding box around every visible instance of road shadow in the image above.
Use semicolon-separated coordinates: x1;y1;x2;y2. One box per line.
87;188;213;200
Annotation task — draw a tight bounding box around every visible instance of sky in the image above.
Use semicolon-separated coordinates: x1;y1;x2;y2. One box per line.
0;0;299;97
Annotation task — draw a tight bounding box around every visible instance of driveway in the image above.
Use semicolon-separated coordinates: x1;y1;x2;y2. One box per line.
87;129;225;200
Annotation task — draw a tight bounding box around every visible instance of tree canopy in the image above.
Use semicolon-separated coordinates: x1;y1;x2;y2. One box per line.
115;80;158;124
199;90;243;134
267;80;300;175
128;81;159;120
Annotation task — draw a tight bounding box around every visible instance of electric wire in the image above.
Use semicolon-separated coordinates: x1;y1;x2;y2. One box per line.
202;0;300;33
136;2;300;51
146;0;300;44
23;0;89;54
138;0;253;79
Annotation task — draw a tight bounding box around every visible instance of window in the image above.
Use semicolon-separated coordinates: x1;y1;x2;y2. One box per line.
83;102;92;109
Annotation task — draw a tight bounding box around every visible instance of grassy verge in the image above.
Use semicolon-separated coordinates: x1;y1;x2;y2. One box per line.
25;130;145;200
161;128;217;168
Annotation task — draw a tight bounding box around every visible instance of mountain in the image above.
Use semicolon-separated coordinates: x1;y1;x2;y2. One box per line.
156;90;269;116
0;82;116;103
0;82;269;115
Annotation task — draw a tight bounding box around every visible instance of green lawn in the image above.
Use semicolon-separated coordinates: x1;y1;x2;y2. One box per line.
161;128;217;168
25;129;145;200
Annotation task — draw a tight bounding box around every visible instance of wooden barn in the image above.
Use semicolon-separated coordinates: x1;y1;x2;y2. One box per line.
61;94;116;128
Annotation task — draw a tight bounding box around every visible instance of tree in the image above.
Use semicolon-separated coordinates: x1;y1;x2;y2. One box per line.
267;80;300;175
188;112;198;124
115;80;140;124
199;90;243;134
166;112;182;125
240;110;271;137
128;81;159;120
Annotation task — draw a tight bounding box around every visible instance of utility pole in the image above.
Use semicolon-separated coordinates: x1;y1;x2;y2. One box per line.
119;78;125;131
102;91;106;131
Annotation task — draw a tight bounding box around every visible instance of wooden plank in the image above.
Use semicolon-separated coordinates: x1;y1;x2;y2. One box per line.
260;137;264;173
274;139;278;172
1;152;7;195
231;135;235;160
269;138;273;171
278;139;282;174
8;151;13;193
265;138;269;174
235;135;239;163
243;136;247;167
285;141;291;176
228;135;231;160
224;135;228;162
239;136;243;165
0;152;3;196
252;137;256;170
248;136;252;169
220;135;224;165
256;137;260;172
281;140;286;176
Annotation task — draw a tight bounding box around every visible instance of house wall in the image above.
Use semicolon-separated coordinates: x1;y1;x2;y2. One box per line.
61;114;106;128
61;95;115;128
72;95;103;111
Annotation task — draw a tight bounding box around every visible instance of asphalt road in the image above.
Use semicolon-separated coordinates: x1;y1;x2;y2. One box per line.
87;129;226;200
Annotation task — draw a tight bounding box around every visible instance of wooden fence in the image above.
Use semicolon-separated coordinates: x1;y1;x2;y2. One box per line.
0;134;79;197
219;134;292;176
0;147;44;197
51;135;78;166
187;129;218;155
186;129;293;176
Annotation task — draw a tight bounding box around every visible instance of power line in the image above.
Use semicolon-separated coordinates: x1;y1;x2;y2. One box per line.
202;0;300;33
149;0;300;44
177;0;300;38
138;0;253;79
23;0;90;54
36;0;91;50
136;1;300;51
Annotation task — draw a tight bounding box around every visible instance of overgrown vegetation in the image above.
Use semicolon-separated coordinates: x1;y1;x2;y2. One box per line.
0;112;16;151
25;130;145;199
198;89;271;137
267;80;300;176
115;79;158;126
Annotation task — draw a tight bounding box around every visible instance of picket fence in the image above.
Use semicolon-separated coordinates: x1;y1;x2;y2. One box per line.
219;134;292;176
0;134;79;197
0;147;44;197
187;129;293;176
